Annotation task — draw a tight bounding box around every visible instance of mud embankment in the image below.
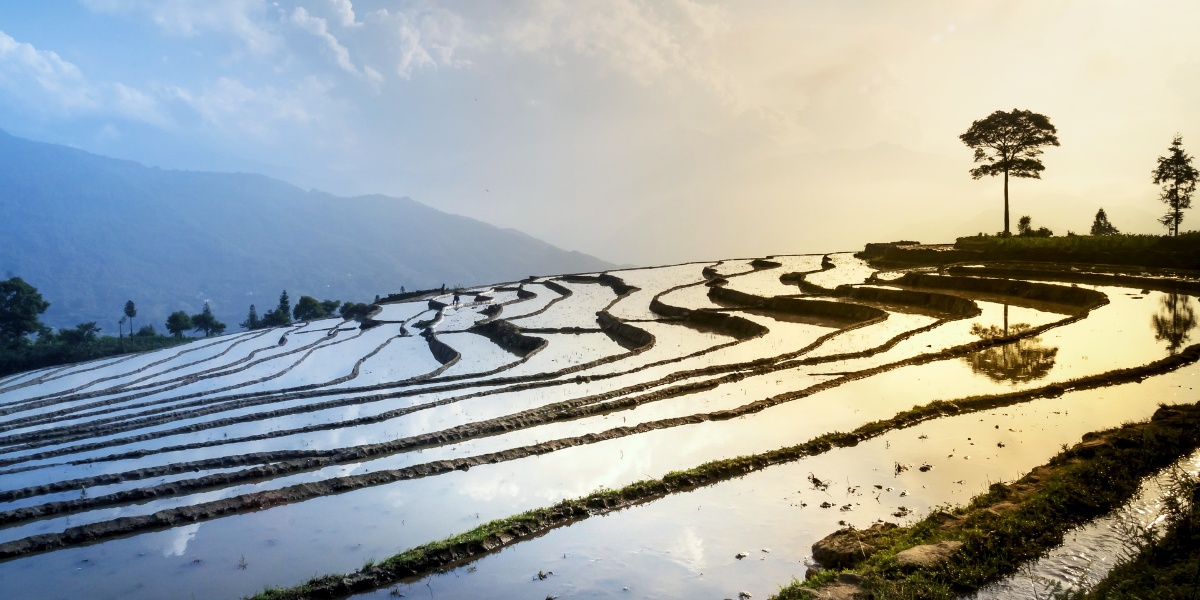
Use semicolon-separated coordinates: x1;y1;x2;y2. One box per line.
466;320;547;357
946;265;1200;295
707;286;888;325
895;272;1108;310
596;311;655;351
831;285;981;318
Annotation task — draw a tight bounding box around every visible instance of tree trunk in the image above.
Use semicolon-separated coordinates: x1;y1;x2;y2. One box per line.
1003;168;1010;235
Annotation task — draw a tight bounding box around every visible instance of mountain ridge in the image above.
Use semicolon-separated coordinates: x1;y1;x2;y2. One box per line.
0;130;616;331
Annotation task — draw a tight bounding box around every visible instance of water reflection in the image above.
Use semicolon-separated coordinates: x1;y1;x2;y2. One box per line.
965;306;1058;383
1152;293;1197;355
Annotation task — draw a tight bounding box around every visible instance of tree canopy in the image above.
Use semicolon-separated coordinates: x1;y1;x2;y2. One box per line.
0;277;50;350
191;302;226;337
960;109;1060;235
165;311;193;339
123;300;136;337
1153;135;1197;236
292;295;327;322
1090;208;1119;236
261;290;293;328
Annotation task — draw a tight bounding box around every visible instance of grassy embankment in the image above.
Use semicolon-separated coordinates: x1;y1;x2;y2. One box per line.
861;233;1200;271
774;402;1200;600
244;343;1200;600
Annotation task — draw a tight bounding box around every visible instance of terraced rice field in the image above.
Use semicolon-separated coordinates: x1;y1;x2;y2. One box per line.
0;254;1197;599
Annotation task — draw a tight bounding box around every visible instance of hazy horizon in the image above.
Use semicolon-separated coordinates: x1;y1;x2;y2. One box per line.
1;1;1197;265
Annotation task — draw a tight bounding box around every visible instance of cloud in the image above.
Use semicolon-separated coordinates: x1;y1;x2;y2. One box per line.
369;6;483;79
80;0;281;56
165;75;339;140
329;0;361;28
290;6;361;77
0;30;168;125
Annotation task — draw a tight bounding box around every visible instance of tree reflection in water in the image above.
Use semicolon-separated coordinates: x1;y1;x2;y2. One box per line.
1152;293;1197;355
965;305;1058;383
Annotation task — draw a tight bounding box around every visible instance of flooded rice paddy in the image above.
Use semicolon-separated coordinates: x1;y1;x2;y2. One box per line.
0;253;1197;599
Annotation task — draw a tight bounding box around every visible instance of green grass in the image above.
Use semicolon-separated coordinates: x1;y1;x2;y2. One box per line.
774;403;1200;600
955;232;1200;254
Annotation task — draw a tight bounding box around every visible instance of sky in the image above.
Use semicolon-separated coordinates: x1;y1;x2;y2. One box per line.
1;1;1198;265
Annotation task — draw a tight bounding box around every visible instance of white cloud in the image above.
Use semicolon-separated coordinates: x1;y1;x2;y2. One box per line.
290;6;359;76
166;76;337;140
0;30;169;125
329;0;361;28
81;0;281;56
369;6;482;79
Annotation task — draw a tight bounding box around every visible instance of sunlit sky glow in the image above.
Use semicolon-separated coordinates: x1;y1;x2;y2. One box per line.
1;1;1197;264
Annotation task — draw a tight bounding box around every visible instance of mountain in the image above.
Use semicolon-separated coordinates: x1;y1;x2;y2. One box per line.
0;131;615;331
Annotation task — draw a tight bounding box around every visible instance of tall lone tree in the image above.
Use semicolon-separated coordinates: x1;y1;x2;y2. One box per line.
960;109;1060;236
123;300;137;337
1152;135;1198;236
1090;208;1119;236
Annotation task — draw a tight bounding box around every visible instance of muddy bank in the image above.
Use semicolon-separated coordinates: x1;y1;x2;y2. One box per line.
788;400;1200;599
945;265;1200;295
832;285;981;318
596;311;655;351
466;320;546;357
707;286;888;325
895;272;1107;310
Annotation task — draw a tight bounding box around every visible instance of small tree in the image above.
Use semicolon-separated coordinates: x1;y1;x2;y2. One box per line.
124;300;137;337
136;324;157;337
1153;135;1198;236
320;299;342;316
1016;215;1053;237
191;302;226;337
240;304;261;330
1017;215;1033;236
59;322;101;346
1090;208;1119;235
292;295;327;322
960;109;1060;235
0;277;50;350
260;291;293;328
166;311;193;339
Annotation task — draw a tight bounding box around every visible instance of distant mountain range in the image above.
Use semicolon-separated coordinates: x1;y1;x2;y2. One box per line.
0;131;615;332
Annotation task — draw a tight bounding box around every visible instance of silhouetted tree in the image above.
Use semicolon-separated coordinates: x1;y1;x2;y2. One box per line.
960;109;1060;236
240;304;261;330
1016;215;1053;237
1153;135;1198;236
0;277;50;350
136;324;157;337
118;316;127;340
166;311;193;339
191;302;226;337
292;295;327;321
1090;208;1119;235
320;299;342;316
124;300;137;337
